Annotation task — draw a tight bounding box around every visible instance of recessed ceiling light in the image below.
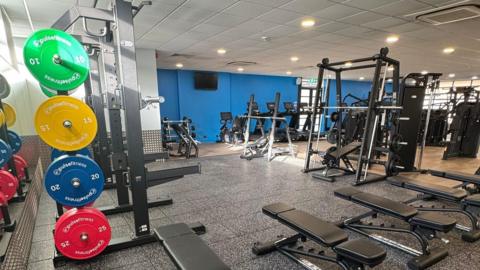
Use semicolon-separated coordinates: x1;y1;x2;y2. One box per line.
301;19;315;28
290;56;299;62
387;66;394;71
286;71;292;75
421;70;428;75
386;35;399;44
359;77;365;80
217;48;226;55
176;63;183;68
443;47;455;54
237;67;244;72
344;62;352;67
473;76;479;80
387;78;393;82
448;73;455;78
328;74;332;78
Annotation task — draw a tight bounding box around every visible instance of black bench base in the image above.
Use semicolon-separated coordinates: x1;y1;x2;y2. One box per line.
407;247;448;270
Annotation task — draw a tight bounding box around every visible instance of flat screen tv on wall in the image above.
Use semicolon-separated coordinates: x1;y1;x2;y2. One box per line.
194;71;218;90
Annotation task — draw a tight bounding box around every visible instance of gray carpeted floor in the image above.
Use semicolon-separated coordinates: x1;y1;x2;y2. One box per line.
27;154;480;269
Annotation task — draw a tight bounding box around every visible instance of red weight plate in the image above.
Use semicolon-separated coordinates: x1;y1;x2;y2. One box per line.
63;202;94;210
2;155;26;181
0;171;18;200
0;192;7;220
54;207;111;260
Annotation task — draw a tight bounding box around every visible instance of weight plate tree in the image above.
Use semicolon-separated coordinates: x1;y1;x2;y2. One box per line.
0;74;11;99
23;28;90;91
34;96;98;152
40;84;78;98
2;103;16;127
54;207;111;259
45;155;104;207
51;147;92;161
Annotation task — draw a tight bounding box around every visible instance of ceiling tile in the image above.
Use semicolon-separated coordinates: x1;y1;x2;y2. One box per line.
315;22;352;33
223;1;272;18
184;0;239;11
192;23;228;35
256;8;305;24
372;0;431;17
362;17;408;30
339;11;386;25
384;22;425;33
342;0;400;10
280;0;336;14
310;4;364;20
168;6;217;22
206;13;250;27
243;0;293;7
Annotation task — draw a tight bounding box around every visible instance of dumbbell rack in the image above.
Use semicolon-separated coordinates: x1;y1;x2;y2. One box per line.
47;0;203;265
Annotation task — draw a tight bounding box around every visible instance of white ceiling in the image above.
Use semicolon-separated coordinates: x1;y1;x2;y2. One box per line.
2;0;480;80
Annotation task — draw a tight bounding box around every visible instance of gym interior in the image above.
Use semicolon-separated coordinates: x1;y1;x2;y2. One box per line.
0;0;479;269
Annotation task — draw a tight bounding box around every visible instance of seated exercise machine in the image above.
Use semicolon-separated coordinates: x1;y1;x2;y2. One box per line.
217;112;233;143
388;173;480;242
442;91;480;160
253;202;387;270
162;117;199;159
304;48;405;185
335;187;456;270
240;93;295;161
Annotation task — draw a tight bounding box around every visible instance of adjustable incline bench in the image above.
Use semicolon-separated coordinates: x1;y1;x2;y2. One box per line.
335;187;456;270
253;202;386;270
154;223;230;270
388;174;480;242
312;142;361;182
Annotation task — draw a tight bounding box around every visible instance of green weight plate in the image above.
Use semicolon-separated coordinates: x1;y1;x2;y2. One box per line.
23;28;89;91
40;84;77;98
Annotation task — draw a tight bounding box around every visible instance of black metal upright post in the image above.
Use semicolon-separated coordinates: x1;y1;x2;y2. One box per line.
112;0;150;236
334;71;342;165
303;59;326;172
355;55;384;181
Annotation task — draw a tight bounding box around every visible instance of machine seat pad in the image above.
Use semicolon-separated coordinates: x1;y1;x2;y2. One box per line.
388;175;468;200
335;187;418;220
410;212;456;233
334;187;364;200
335;239;387;267
278;209;348;247
464;194;480;207
430;170;480;185
327;142;362;159
262;202;295;218
154;223;230;270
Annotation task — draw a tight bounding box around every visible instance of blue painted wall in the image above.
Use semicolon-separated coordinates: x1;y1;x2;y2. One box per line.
157;69;297;142
157;69;375;142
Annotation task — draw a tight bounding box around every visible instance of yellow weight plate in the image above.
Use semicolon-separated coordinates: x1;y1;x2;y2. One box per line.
34;96;98;151
3;103;16;127
0;109;5;127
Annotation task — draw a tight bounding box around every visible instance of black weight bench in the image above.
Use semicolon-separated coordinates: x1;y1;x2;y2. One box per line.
388;175;480;242
254;202;386;270
335;187;456;270
429;169;480;186
154;223;230;270
312;142;362;182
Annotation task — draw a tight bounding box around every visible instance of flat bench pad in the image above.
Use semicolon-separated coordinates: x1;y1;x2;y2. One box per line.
335;238;386;267
388;175;468;200
410;212;456;233
278;209;348;247
262;202;295;218
430;170;480;185
335;187;417;220
154;223;230;270
464;194;480;207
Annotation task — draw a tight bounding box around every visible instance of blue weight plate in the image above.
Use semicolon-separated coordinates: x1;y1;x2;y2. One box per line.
0;139;12;168
51;147;92;161
7;131;21;154
45;155;104;207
